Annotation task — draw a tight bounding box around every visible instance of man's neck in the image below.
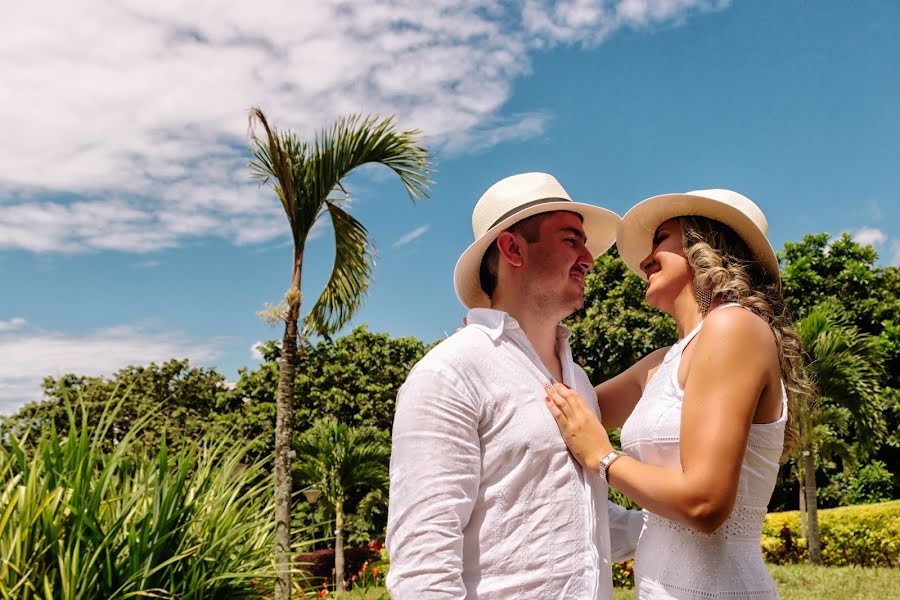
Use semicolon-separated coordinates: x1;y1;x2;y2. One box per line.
491;298;564;380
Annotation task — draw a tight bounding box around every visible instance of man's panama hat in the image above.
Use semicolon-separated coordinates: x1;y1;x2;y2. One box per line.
454;172;620;309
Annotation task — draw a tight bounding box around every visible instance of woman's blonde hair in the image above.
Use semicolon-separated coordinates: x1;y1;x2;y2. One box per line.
679;216;808;461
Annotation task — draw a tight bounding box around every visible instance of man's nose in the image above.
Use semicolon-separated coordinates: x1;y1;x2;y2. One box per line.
639;253;654;274
578;245;593;270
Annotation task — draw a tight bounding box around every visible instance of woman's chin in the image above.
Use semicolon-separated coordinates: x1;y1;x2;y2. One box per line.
644;289;665;312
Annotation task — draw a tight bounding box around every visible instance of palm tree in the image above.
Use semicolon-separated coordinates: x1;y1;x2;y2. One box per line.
795;301;886;564
248;108;432;599
293;417;390;592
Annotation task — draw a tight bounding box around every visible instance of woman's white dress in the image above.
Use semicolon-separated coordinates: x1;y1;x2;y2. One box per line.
619;306;786;599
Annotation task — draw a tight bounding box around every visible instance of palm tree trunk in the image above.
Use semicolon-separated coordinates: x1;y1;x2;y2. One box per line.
335;497;346;591
798;465;807;539
803;446;822;564
275;259;302;600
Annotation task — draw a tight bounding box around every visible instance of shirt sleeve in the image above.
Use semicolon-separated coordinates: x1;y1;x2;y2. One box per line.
386;368;482;599
607;500;644;562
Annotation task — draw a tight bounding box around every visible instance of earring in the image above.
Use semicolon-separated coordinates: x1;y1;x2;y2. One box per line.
694;279;712;316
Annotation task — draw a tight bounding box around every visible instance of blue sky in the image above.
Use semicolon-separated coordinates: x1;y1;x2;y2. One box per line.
1;0;898;412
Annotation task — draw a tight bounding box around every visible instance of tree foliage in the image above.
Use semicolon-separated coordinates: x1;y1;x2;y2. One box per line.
231;326;432;462
1;359;237;454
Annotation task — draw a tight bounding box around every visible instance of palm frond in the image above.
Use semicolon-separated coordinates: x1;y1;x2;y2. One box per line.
292;418;389;512
796;301;888;457
248;107;308;247
303;201;374;337
249;109;433;336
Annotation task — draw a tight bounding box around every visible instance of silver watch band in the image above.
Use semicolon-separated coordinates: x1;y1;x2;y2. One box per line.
599;450;625;482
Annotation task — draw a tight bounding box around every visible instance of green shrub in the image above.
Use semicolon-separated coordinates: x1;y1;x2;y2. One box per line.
762;500;900;567
612;560;635;588
0;397;279;599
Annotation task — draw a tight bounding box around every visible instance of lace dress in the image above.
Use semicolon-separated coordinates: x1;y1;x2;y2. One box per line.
619;307;786;599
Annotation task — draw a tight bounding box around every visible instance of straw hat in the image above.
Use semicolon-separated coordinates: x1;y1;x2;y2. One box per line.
616;189;779;281
454;172;620;309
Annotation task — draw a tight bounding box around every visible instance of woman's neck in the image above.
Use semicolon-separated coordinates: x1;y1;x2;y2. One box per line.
669;285;706;339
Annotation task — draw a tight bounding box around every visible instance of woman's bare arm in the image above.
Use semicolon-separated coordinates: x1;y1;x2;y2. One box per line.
595;347;669;429
548;309;773;533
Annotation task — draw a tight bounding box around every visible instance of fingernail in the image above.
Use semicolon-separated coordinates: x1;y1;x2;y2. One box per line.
545;396;551;402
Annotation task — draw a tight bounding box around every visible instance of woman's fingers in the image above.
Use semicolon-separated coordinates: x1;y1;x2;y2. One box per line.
545;382;576;421
544;391;567;425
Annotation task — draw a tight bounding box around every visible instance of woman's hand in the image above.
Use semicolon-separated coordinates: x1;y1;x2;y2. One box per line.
544;382;615;472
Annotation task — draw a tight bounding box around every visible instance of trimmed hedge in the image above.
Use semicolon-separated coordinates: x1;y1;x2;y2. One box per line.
762;500;900;567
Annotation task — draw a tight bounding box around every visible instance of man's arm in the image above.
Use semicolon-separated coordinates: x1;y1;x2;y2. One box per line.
606;501;644;562
386;368;481;599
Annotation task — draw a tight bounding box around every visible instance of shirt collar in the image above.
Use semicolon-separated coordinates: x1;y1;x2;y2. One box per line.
465;308;572;343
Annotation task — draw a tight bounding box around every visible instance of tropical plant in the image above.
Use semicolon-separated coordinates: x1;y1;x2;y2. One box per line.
292;417;390;592
0;394;278;599
248;108;432;599
795;301;887;563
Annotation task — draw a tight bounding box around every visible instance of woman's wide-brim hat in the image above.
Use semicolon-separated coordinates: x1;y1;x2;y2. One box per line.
454;172;620;309
616;188;780;281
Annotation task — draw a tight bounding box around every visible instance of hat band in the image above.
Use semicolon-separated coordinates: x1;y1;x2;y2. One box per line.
488;197;569;229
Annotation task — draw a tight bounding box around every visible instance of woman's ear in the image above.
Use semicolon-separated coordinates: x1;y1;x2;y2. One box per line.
496;231;525;267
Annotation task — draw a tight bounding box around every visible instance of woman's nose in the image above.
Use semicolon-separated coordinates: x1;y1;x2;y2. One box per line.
639;253;654;275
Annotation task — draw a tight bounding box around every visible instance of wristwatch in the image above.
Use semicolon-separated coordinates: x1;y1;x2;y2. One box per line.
599;450;625;483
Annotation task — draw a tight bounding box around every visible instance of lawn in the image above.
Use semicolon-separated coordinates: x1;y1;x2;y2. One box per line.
338;565;900;599
611;564;900;600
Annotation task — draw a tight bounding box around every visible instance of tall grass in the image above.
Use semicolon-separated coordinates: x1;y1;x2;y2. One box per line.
0;395;278;599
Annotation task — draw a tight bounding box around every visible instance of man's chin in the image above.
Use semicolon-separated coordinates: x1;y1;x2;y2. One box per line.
562;295;585;317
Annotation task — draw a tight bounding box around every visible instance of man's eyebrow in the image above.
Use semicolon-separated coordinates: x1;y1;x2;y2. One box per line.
561;226;587;242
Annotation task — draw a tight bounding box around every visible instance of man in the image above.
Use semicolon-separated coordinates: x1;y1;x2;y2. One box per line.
387;173;643;599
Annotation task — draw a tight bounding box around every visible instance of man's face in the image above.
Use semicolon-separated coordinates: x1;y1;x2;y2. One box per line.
520;211;593;317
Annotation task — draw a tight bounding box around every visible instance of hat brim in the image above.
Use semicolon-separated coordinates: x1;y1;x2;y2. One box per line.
615;193;780;281
454;201;621;309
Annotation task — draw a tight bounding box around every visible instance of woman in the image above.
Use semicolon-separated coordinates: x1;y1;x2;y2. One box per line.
544;189;806;599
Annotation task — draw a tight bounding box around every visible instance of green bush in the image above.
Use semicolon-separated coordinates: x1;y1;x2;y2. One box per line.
0;397;279;599
762;500;900;567
820;461;896;507
612;560;635;588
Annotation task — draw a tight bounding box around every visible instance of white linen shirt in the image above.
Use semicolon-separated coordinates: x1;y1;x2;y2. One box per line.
387;308;643;599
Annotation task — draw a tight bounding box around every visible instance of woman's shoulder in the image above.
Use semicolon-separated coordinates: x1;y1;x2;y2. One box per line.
702;303;774;344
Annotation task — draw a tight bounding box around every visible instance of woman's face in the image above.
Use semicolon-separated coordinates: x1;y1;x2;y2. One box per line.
639;218;694;312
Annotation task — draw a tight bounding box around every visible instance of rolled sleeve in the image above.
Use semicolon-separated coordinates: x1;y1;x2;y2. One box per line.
607;501;644;562
386;368;482;599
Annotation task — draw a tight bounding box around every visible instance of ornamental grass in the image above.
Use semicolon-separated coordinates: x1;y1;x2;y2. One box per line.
0;394;279;599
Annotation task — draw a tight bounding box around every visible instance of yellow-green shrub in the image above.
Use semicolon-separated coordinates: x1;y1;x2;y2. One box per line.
761;500;900;567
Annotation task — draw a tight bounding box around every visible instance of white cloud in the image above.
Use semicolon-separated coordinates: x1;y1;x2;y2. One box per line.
393;225;431;247
0;318;27;332
0;0;726;254
852;227;887;247
892;241;900;267
250;341;265;361
0;324;222;414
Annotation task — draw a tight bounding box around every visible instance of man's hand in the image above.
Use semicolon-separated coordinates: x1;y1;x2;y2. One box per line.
544;382;614;472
